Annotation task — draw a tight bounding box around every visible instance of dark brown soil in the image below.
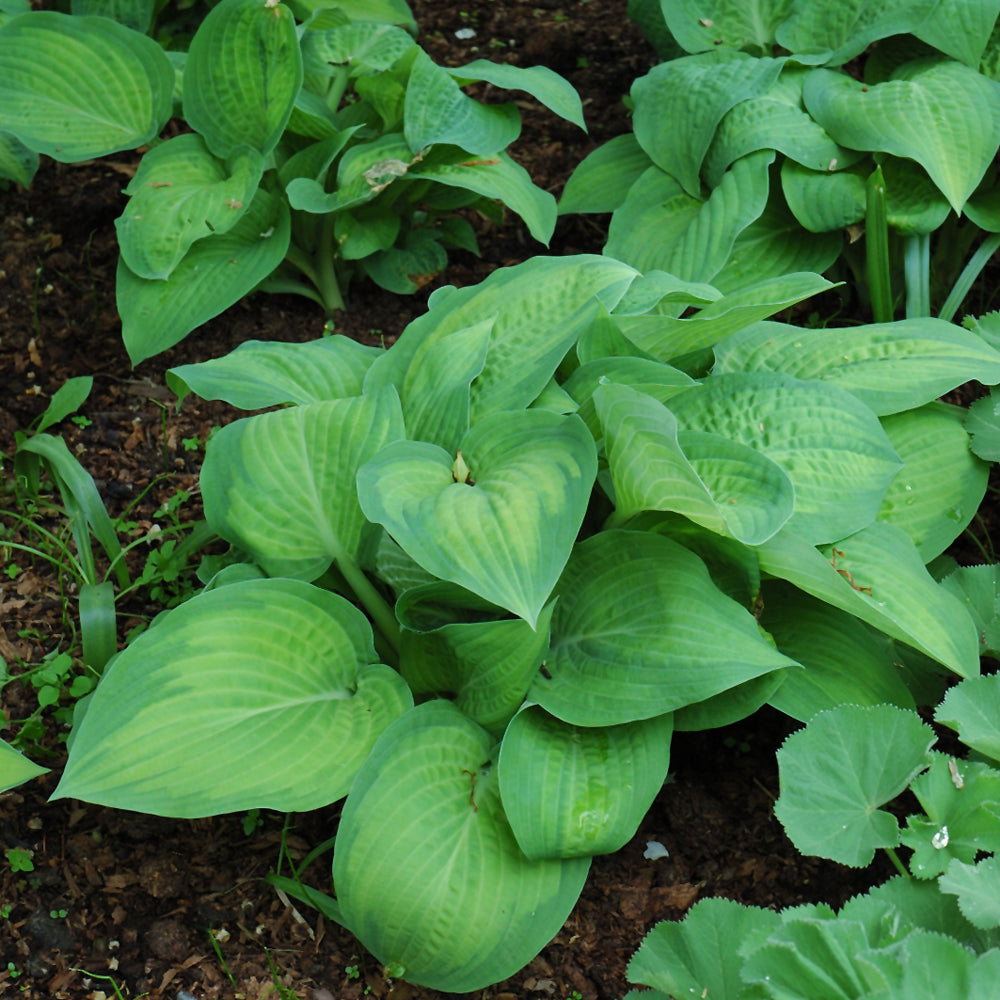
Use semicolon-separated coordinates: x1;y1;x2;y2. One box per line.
0;3;961;998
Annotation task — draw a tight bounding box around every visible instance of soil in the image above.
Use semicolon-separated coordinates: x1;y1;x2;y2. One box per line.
0;3;977;999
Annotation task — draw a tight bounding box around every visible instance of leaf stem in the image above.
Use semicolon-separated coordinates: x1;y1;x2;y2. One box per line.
334;553;401;663
325;64;351;113
885;846;908;878
939;232;1000;323
903;232;930;319
865;166;893;323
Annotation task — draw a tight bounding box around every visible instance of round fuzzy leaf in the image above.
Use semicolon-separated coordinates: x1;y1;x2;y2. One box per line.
714;318;1000;416
532;531;796;726
936;675;1000;764
668;372;902;544
594;383;794;545
52;579;413;816
117;135;265;280
877;404;988;561
183;0;303;158
202;388;406;580
167;335;380;410
334;700;590;993
775;704;935;867
940;857;1000;929
357;409;597;627
118;187;291;364
803;58;1000;213
0;11;173;160
499;705;673;860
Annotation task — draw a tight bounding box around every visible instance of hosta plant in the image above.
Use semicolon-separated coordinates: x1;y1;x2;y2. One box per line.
17;253;1000;990
0;0;583;363
619;673;1000;1000
561;0;1000;322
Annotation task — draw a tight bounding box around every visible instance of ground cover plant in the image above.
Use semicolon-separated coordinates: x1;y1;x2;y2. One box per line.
5;245;1000;989
0;0;583;363
563;0;1000;322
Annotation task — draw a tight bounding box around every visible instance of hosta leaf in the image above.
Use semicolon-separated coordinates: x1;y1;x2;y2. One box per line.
606;153;773;282
0;11;173;160
201;388;405;580
117;134;264;280
183;0;302;158
615;272;834;361
704;67;860;187
53;579;412;816
900;754;1000;877
0;129;38;186
631;51;784;197
774;704;935;866
412;147;557;246
397;585;553;735
667;371;901;543
166;336;381;410
781;160;867;232
776;0;939;65
757;522;981;677
451;58;586;130
763;581;917;721
404;48;520;155
362;228;447;294
935;674;1000;763
658;0;794;54
595;382;794;545
334;701;590;992
301;19;415;76
876;404;987;561
803;58;1000;212
499;705;674;860
713;318;1000;415
71;0;155;33
0;739;47;793
628;898;781;999
118;187;291;364
911;0;1000;67
364;255;639;420
558;133;652;214
940;857;1000;928
531;531;796;726
357;410;597;627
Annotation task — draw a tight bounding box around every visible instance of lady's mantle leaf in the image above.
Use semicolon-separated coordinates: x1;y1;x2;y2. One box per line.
940;857;1000;929
357;409;597;627
935;674;1000;763
334;701;589;993
775;704;935;867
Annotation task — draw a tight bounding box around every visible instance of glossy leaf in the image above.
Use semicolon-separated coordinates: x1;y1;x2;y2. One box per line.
0;739;48;794
52;579;413;816
334;701;590;992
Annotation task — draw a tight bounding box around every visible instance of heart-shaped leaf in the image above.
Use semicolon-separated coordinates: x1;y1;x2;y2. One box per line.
202;387;406;580
499;705;674;860
531;531;795;726
52;579;413;816
334;700;590;992
803;58;1000;212
357;409;597;626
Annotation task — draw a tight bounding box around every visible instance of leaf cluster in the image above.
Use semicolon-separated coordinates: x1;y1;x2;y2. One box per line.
0;248;990;989
566;0;1000;321
0;0;584;362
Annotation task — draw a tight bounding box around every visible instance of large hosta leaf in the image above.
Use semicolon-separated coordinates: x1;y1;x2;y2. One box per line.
631;50;784;196
118;187;291;364
668;372;902;543
117;135;264;280
183;0;302;158
658;0;794;54
167;336;381;409
499;705;674;860
53;579;412;816
0;11;173;160
0;739;48;794
357;409;597;627
595;383;794;545
803;58;1000;212
757;522;980;677
201;387;406;580
334;701;590;992
713;318;1000;415
531;531;796;726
